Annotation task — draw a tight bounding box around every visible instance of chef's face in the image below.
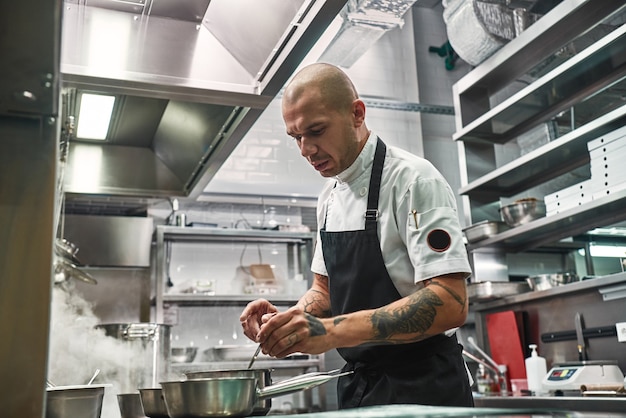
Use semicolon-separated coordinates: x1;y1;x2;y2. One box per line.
282;89;365;178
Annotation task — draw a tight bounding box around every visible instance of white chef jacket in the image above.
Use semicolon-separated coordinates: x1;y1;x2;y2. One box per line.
311;132;472;296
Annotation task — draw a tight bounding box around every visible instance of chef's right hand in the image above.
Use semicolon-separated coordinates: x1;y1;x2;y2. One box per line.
239;298;279;342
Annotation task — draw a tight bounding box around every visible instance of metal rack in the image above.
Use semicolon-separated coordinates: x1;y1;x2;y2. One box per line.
454;0;626;257
152;225;327;412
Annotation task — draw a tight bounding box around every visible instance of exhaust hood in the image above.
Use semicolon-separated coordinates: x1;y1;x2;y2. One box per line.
60;0;347;199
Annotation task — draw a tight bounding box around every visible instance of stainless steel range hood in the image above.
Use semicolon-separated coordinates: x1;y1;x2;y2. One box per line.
60;0;346;199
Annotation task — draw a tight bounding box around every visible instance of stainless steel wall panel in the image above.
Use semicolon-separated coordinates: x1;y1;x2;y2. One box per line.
63;215;154;267
0;115;58;418
0;0;61;116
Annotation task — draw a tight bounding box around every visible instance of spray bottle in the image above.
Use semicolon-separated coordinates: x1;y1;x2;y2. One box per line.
525;344;547;394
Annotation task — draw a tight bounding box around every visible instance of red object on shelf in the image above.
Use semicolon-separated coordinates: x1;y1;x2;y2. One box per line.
486;310;528;380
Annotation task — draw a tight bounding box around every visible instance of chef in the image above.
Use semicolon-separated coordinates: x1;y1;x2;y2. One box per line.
240;63;474;408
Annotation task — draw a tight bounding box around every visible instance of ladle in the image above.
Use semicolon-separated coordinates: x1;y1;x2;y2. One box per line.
87;369;100;385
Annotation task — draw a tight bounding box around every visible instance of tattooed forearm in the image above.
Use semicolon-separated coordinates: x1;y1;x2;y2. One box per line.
300;289;332;317
333;316;346;326
427;279;467;313
306;314;327;337
369;288;443;342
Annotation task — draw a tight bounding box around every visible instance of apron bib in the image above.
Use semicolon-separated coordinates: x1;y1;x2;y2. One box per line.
320;138;473;408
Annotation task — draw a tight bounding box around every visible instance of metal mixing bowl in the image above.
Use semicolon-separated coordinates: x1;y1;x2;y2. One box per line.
171;346;197;363
526;273;579;291
499;198;546;227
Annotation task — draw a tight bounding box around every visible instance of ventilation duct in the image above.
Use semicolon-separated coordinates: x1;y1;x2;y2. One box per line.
60;0;347;199
442;0;544;67
318;0;419;68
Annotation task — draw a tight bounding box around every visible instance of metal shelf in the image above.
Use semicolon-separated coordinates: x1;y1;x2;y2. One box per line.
154;225;314;324
452;0;626;138
466;188;626;253
453;23;626;144
171;358;322;372
160;225;314;243
162;294;300;306
459;103;626;200
470;272;626;312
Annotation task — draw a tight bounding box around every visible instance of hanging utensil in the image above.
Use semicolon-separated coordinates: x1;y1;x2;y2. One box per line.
87;369;100;385
165;241;173;287
247;344;262;369
575;312;587;361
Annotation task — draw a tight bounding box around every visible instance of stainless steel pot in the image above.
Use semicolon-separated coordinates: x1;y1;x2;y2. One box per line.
138;388;168;418
162;370;351;418
184;369;272;416
46;385;106;418
96;323;171;392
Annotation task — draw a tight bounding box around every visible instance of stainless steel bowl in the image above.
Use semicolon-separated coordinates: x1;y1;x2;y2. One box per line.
499;198;546;227
171;346;197;363
117;393;145;418
139;388;169;418
526;273;579;291
46;385;105;418
203;344;270;362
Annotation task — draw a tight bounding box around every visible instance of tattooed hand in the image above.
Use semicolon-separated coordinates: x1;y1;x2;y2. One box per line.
256;306;331;358
239;298;279;342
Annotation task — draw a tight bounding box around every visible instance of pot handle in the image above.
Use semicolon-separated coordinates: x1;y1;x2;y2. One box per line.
257;370;353;400
274;368;343;385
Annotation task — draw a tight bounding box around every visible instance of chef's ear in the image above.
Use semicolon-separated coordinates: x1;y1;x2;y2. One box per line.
352;99;366;127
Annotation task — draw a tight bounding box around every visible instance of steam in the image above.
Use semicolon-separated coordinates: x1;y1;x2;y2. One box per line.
48;283;149;418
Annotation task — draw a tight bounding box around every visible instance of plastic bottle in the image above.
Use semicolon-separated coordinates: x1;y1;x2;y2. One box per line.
497;364;510;395
525;344;547;394
476;364;495;394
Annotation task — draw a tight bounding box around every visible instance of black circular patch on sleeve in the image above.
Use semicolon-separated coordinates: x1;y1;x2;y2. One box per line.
427;229;451;252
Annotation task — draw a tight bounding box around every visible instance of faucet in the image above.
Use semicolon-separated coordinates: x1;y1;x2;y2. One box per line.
463;337;509;394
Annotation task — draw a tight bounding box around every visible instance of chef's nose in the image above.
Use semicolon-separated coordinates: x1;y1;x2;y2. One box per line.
299;138;317;157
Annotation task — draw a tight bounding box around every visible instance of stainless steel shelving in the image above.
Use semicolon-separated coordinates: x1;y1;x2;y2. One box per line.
454;0;626;255
459;103;626;201
154;225;314;320
452;0;626;139
454;23;626;144
466;187;626;253
162;294;300;306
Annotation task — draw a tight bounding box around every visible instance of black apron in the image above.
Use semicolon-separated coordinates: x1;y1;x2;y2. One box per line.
320;138;474;409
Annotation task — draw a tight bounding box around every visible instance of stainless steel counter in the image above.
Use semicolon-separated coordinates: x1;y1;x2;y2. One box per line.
268;403;626;418
474;395;626;414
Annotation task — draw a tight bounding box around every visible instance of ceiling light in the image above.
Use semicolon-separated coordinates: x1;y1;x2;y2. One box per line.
579;244;626;258
76;93;116;140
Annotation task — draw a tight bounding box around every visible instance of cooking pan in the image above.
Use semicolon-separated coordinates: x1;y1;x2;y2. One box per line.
161;369;351;418
184;369;272;415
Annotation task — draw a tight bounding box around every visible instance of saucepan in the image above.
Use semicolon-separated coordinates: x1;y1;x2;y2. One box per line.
184;369;272;415
161;369;351;418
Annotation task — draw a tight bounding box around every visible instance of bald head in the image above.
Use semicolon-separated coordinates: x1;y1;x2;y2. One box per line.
282;63;359;114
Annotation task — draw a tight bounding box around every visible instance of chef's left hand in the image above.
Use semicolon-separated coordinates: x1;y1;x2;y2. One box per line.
257;306;330;358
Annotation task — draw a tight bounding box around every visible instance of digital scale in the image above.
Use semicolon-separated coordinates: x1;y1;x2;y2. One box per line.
542;360;625;392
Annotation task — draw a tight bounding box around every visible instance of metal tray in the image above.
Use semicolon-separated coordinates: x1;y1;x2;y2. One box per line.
468;281;531;302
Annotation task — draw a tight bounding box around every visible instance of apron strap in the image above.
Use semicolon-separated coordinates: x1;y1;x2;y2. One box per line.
365;138;386;231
